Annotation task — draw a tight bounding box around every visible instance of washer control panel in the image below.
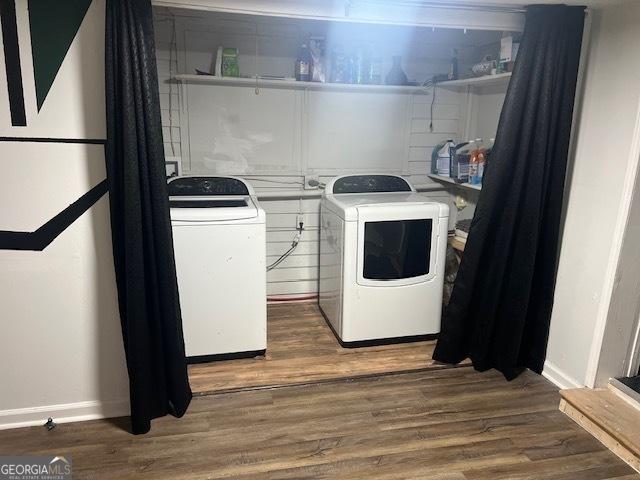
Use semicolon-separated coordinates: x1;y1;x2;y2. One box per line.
331;175;412;194
168;176;250;196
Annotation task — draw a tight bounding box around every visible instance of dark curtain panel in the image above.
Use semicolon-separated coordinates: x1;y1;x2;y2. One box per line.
105;0;192;434
433;5;585;380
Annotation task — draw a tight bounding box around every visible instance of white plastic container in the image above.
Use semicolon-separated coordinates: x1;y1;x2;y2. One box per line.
436;140;455;176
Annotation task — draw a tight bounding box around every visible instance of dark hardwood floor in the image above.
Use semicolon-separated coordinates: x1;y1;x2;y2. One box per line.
188;302;463;394
1;368;636;479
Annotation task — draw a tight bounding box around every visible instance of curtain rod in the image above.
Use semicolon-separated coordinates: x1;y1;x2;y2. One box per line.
346;0;526;14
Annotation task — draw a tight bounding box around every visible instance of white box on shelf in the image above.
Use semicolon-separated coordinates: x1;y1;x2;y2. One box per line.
500;35;519;63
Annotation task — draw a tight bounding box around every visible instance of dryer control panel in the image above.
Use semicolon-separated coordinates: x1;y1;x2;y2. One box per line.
168;176;250;196
330;175;412;194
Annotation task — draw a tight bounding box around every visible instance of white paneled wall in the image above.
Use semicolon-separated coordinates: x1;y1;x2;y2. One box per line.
153;9;497;296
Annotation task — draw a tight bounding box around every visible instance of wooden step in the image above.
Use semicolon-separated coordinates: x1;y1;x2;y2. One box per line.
560;387;640;473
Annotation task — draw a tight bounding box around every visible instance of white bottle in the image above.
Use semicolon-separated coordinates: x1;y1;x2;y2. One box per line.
436;140;455;176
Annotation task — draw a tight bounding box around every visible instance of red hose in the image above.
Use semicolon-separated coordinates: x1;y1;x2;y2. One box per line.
267;294;318;303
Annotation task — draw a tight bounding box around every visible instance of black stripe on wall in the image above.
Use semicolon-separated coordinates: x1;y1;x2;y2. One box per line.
0;180;108;251
0;0;27;126
0;136;106;144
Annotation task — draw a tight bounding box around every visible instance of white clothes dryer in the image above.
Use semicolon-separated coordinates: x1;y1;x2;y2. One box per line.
319;174;449;346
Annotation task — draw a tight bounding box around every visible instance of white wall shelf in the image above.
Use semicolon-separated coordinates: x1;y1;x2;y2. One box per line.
438;72;512;89
174;74;431;94
428;173;481;191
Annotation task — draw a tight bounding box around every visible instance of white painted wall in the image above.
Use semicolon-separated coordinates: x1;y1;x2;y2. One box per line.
544;1;640;389
154;9;509;296
595;150;640;384
0;0;129;429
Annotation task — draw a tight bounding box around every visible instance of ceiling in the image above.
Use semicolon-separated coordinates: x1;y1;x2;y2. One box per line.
425;0;628;9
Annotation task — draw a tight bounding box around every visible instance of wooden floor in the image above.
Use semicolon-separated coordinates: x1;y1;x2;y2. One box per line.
1;368;636;479
188;302;460;394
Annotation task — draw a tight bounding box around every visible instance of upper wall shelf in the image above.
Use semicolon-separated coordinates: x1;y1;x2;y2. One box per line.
438;72;512;89
173;74;432;94
428;174;481;192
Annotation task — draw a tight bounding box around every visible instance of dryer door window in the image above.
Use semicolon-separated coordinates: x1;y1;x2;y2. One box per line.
356;203;440;287
363;219;432;280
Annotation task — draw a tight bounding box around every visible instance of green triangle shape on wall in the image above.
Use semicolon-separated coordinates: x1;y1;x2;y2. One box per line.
28;0;92;111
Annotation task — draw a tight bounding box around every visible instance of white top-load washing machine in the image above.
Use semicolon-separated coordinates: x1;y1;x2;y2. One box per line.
319;174;449;346
168;176;266;362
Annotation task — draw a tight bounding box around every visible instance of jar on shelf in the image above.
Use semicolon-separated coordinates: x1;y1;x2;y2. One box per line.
385;56;408;86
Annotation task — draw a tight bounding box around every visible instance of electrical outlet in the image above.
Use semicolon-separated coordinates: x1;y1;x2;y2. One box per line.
296;214;304;230
304;174;320;190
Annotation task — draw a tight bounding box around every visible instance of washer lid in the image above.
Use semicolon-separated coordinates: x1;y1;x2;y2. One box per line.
169;195;259;222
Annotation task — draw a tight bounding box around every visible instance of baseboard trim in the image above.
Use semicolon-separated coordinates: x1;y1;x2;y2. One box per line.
608;379;640;411
0;399;129;431
187;349;266;364
542;360;583;389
